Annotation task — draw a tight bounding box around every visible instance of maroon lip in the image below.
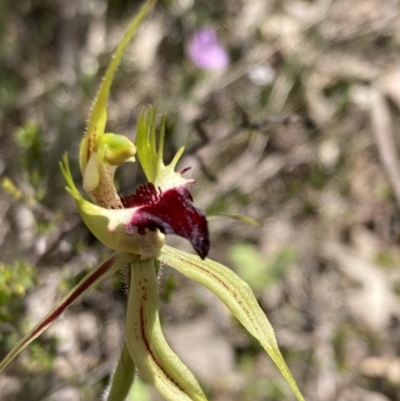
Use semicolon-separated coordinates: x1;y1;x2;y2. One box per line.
121;183;210;259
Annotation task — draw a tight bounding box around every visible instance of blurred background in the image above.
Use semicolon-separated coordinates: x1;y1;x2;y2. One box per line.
1;0;400;400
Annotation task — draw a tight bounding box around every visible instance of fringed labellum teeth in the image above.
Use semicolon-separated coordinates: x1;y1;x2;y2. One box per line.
122;183;210;259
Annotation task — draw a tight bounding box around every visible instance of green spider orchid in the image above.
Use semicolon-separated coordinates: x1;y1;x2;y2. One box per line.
0;1;306;401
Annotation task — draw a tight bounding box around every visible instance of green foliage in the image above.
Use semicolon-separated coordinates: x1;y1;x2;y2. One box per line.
0;260;35;323
0;71;23;109
309;165;329;190
1;177;23;200
24;339;57;372
228;243;297;291
242;377;286;401
160;274;178;303
0;260;36;363
14;121;47;198
374;250;400;269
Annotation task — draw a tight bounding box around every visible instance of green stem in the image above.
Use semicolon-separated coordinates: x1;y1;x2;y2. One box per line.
106;342;136;401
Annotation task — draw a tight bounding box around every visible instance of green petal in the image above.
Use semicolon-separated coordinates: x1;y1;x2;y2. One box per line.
0;252;132;373
159;245;306;401
80;0;156;174
106;342;136;401
60;155;165;259
125;258;208;401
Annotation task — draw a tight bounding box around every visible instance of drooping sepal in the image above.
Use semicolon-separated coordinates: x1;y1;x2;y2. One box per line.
125;257;208;401
159;245;306;401
0;252;133;373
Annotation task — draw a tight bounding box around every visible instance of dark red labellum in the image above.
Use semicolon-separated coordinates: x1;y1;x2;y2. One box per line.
121;184;210;259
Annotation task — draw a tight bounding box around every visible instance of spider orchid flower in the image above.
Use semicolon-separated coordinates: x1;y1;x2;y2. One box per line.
0;2;306;401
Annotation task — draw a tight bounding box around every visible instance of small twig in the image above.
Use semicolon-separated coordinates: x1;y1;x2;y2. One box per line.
369;87;400;207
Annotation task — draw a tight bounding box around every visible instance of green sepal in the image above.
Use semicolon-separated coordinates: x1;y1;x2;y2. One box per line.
125;257;208;401
0;252;133;374
106;342;136;401
159;245;306;401
80;0;156;174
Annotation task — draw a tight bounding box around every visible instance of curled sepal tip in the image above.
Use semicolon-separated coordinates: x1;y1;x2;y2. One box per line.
0;252;132;374
159;245;306;401
125;258;208;401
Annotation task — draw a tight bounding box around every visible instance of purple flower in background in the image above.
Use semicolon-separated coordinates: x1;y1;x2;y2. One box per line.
187;28;229;70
